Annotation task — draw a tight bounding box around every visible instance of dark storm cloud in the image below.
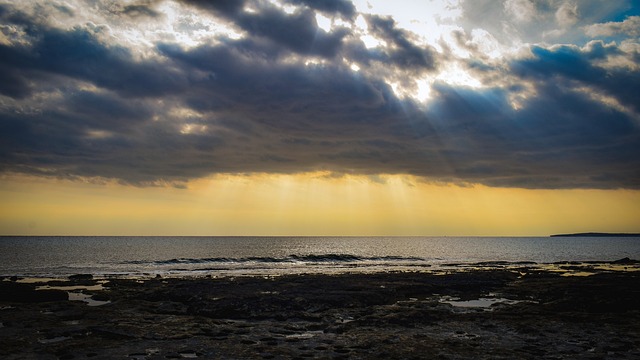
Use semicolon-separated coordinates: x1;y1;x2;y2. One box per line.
423;82;640;188
156;40;395;122
0;24;187;99
181;0;245;16
182;0;348;58
512;42;640;113
0;1;639;189
64;91;154;130
285;0;355;18
365;15;436;70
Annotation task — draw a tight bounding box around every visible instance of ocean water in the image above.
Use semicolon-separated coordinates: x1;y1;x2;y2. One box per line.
1;236;639;278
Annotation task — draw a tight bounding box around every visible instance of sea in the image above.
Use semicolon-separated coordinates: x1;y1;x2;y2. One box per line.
1;236;639;278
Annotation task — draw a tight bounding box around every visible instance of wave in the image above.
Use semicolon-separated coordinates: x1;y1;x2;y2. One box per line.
121;254;426;266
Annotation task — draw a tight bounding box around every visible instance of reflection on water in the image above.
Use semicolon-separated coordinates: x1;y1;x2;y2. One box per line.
35;282;110;306
38;336;71;344
440;296;524;308
67;291;110;306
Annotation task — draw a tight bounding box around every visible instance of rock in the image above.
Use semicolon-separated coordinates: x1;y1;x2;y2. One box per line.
90;326;138;339
2;269;640;359
611;257;639;265
69;274;93;281
0;282;68;302
90;292;111;302
33;289;69;302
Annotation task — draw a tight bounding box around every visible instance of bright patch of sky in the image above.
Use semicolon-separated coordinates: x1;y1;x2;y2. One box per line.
353;0;464;48
347;0;508;101
353;14;386;48
436;63;483;88
315;13;333;32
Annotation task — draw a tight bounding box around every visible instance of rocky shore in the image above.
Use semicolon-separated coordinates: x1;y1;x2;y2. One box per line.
1;262;640;359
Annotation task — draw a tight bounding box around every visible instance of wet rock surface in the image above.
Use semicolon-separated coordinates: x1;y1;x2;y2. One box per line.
0;282;69;303
1;268;639;359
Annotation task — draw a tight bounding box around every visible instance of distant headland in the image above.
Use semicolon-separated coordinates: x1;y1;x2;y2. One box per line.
550;232;640;238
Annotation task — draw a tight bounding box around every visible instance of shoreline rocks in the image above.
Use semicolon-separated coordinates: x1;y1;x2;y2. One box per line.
1;267;639;359
0;282;68;303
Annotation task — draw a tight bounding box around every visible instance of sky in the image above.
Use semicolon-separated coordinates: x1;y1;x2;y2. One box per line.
1;0;639;236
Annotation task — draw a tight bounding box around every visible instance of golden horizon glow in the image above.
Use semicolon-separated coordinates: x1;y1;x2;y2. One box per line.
1;172;639;237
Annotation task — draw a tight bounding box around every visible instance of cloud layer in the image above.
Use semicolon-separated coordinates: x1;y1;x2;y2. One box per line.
0;0;639;189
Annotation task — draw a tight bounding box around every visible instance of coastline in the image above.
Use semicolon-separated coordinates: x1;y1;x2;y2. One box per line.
4;257;640;280
550;232;640;238
4;236;640;280
2;261;640;359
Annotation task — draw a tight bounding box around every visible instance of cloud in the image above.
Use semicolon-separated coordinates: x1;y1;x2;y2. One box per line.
0;20;187;99
423;79;640;188
584;16;640;37
555;1;579;27
120;4;162;19
364;14;437;70
512;42;640;113
285;0;356;19
504;0;539;23
0;0;638;189
460;0;638;45
181;0;349;58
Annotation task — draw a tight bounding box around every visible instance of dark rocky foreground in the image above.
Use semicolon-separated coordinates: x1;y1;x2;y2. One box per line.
1;266;640;359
